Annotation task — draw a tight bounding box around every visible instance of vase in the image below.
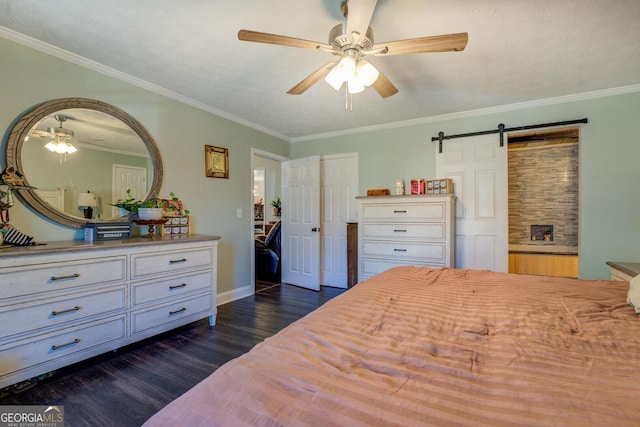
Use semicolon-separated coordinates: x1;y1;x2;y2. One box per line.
138;207;164;220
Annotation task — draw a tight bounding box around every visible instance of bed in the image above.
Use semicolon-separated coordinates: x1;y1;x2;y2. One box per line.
144;266;640;426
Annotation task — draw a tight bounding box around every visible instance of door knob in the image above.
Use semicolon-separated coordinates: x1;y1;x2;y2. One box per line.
312;227;320;232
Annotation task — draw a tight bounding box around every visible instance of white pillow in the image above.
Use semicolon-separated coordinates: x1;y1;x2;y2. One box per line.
627;274;640;314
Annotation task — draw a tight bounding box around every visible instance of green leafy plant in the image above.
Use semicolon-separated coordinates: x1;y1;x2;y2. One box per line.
270;197;281;210
111;189;186;214
111;189;144;214
270;197;281;216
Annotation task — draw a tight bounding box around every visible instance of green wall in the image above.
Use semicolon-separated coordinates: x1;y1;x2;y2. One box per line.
0;37;290;296
2;34;638;287
292;91;640;280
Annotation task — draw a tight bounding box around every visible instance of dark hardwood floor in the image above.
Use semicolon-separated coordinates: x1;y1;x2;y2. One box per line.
0;283;346;427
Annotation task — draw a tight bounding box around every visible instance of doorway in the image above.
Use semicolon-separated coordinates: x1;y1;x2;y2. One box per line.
251;149;288;294
507;127;580;277
281;153;359;290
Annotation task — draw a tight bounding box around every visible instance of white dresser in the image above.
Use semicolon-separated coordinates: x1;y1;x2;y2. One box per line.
357;195;455;281
0;235;219;389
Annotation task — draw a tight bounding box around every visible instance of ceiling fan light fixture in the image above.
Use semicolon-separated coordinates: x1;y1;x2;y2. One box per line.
45;138;77;154
336;56;356;80
324;65;345;91
347;77;365;94
356;60;379;86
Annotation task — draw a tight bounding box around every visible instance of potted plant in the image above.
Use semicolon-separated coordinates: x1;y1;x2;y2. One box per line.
136;199;164;220
270;197;281;217
112;189;185;220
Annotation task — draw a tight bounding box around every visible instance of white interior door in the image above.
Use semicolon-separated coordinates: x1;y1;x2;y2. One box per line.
112;164;147;217
436;134;508;271
281;156;321;290
320;153;359;288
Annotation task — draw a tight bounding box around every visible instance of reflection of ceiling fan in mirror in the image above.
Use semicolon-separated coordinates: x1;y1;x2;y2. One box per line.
30;114;114;153
238;0;468;101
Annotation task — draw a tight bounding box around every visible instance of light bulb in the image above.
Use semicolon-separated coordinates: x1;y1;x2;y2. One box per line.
356;60;380;87
347;77;365;94
324;65;344;91
336;56;356;81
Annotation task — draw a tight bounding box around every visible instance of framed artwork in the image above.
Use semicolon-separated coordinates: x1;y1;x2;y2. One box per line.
205;145;229;178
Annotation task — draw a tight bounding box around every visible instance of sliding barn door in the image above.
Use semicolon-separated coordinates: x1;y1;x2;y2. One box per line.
436;134;508;272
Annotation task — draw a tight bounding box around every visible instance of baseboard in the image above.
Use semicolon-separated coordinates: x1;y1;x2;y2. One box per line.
216;284;254;306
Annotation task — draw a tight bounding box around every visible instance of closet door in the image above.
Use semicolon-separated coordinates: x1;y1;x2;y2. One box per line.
436;134;508;272
281;156;321;291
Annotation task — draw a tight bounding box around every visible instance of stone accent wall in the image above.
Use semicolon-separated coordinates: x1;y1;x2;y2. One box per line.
508;144;579;246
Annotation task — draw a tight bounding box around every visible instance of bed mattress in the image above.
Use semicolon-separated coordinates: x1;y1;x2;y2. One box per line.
145;266;640;426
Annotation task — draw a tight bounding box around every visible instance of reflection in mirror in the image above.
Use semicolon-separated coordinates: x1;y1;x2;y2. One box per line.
5;98;163;228
22;108;153;220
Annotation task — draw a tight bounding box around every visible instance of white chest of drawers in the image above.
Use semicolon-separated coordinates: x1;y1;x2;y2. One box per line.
0;235;219;389
357;195;455;281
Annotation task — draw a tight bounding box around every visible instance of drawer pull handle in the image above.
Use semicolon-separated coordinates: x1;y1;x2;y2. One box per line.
51;338;81;351
51;306;81;316
169;283;188;290
393;229;407;233
394;248;407;252
169;307;187;315
169;258;187;264
50;273;80;281
393;210;407;214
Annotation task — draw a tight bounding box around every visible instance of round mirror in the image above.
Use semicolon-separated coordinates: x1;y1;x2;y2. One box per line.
5;98;163;228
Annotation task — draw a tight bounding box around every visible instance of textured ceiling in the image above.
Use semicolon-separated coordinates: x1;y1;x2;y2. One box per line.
0;0;639;141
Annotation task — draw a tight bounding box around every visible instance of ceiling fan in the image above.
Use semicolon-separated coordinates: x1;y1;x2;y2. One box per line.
238;0;468;98
29;115;113;152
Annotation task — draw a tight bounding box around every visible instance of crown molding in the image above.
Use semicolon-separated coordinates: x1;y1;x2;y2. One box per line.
0;26;289;142
3;26;638;145
291;84;640;143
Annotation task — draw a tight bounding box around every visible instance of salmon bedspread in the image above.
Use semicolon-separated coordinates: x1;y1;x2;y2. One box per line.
145;267;640;426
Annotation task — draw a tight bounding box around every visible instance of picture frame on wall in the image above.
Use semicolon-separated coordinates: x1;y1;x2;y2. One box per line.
205;145;229;178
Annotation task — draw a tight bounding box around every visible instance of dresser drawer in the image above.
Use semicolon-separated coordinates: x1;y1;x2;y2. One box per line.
361;202;445;221
1;257;126;300
131;294;213;334
0;286;126;339
361;223;445;240
131;247;213;279
132;271;213;306
361;241;446;262
0;316;125;378
361;259;444;280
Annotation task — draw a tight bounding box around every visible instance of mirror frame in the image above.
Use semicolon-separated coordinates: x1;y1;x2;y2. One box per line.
5;97;163;228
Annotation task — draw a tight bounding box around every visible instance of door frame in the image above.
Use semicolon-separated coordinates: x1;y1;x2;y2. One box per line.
250;148;289;292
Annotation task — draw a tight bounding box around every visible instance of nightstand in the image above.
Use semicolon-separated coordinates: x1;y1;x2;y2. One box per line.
606;261;640;281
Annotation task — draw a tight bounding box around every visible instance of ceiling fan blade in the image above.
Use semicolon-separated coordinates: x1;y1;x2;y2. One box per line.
372;71;398;98
287;62;338;95
30;130;54;138
64;115;136;136
238;29;332;51
345;0;377;44
373;32;468;56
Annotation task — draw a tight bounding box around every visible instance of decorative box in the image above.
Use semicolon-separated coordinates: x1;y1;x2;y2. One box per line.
160;216;190;236
366;188;390;196
426;178;454;194
84;221;131;241
410;179;425;195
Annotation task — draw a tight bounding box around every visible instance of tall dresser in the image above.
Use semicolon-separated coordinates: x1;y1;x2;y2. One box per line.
0;235;219;390
357;194;455;281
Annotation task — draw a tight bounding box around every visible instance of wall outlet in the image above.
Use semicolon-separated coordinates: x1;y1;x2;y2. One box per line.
236;208;242;218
